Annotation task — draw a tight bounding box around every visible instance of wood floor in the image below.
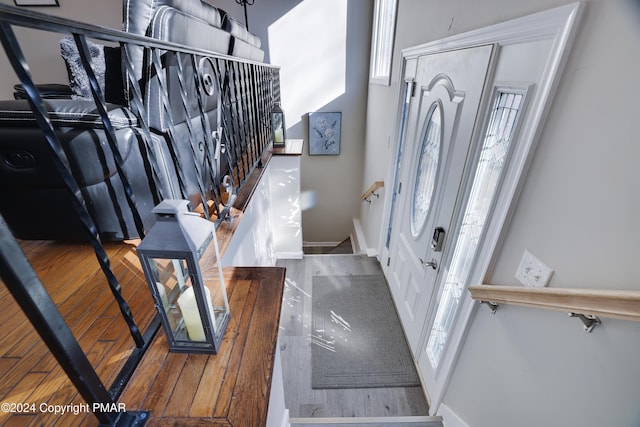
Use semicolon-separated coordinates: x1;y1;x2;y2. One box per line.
0;239;157;427
277;254;430;419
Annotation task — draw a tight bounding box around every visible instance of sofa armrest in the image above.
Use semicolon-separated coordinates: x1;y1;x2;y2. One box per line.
13;84;73;100
0;99;138;129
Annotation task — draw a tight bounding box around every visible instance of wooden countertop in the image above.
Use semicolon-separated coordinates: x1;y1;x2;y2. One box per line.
269;139;304;156
120;145;289;425
118;266;285;426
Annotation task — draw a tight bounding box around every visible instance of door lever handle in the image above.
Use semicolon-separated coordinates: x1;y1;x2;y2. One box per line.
420;258;438;270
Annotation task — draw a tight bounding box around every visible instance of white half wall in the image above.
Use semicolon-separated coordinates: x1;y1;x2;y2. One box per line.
269;155;303;260
222;155;303;267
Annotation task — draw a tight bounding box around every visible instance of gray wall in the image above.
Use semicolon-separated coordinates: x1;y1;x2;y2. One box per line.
0;0;122;99
361;0;640;426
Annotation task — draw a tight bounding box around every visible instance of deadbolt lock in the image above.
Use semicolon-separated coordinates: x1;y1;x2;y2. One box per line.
431;227;445;252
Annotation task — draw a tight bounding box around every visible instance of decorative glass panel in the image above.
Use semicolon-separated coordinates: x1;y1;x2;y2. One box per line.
426;89;526;368
385;79;413;249
146;258;192;340
411;102;442;237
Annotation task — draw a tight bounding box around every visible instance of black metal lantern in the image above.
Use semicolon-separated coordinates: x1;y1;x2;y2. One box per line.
271;101;286;147
136;200;229;353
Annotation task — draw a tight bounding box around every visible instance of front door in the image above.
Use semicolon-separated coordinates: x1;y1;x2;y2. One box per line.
386;45;494;355
383;5;583;414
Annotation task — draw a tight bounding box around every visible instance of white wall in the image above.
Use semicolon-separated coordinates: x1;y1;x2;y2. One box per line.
210;0;374;244
362;0;640;426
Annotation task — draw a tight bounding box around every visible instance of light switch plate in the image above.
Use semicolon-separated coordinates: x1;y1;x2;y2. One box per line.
515;249;554;287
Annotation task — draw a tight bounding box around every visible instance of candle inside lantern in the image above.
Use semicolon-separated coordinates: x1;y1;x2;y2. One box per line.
274;127;284;143
177;286;217;341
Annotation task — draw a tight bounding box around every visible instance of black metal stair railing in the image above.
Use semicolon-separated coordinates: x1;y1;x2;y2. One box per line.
0;4;280;425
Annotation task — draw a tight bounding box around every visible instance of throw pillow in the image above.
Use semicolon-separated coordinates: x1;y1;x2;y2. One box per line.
60;36;106;100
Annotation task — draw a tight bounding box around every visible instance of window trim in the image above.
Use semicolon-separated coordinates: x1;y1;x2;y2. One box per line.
369;0;397;86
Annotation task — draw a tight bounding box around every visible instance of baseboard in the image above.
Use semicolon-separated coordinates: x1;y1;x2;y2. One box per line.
349;232;357;254
276;251;304;260
352;219;368;255
303;241;342;247
437;403;469;427
280;409;290;427
290;415;443;424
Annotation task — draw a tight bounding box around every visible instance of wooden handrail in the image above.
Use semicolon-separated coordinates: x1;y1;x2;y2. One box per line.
469;285;640;322
361;181;384;201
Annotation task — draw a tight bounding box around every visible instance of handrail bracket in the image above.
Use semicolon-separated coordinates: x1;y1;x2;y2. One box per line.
361;181;384;203
481;300;499;314
568;312;601;333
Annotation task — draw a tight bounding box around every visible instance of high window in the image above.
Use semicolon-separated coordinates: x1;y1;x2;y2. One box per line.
369;0;397;85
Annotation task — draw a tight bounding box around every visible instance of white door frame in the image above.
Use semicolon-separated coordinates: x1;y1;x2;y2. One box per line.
378;2;584;414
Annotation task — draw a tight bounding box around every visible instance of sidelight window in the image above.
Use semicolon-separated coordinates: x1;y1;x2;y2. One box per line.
426;87;528;368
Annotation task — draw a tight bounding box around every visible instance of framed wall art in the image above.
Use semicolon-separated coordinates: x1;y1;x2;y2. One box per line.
309;112;341;156
14;0;59;6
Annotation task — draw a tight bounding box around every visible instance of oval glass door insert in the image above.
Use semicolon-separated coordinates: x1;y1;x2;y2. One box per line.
411;102;443;237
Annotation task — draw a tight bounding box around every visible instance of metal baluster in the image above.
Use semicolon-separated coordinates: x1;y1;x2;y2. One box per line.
235;62;248;168
257;65;269;153
246;64;257;169
174;51;210;217
0;22;145;348
227;61;245;184
73;34;146;239
228;61;247;180
252;65;262;153
260;66;272;152
191;55;223;220
244;62;258;164
121;42;170;202
149;48;200;206
0;215;150;426
210;60;238;218
223;61;247;181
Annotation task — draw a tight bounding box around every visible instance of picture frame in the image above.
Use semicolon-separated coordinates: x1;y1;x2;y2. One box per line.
309;112;341;156
14;0;59;6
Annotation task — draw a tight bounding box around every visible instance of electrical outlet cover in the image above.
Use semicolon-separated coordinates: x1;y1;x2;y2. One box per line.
515;249;554;287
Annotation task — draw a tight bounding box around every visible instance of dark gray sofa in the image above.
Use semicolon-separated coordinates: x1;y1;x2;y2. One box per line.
0;0;265;241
